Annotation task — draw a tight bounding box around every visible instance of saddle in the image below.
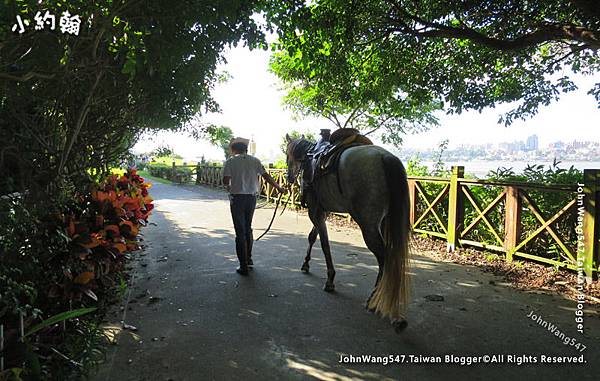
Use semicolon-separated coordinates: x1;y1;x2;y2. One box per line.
301;128;373;206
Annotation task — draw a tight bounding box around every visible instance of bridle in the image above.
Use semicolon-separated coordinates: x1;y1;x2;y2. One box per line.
288;139;315;185
255;139;313;241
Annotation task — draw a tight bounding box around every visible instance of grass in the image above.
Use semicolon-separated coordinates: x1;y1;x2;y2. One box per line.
138;170;172;184
150;156;196;166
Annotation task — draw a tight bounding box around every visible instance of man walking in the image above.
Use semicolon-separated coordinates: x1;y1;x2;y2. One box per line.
222;137;285;275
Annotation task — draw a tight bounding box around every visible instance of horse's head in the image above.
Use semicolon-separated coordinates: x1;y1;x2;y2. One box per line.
285;133;309;184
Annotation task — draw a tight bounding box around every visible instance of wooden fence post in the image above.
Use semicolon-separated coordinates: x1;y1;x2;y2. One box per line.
408;179;416;227
447;166;465;252
504;185;521;262
583;169;599;283
171;161;176;182
195;163;201;185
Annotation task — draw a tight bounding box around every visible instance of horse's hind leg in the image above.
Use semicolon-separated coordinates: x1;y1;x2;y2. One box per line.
359;219;408;332
301;226;318;273
309;207;335;292
359;225;385;311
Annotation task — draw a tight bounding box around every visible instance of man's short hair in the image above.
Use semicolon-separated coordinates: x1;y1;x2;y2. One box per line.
231;142;248;153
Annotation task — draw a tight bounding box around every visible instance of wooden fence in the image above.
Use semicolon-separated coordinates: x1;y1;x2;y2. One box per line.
176;163;599;282
409;167;598;283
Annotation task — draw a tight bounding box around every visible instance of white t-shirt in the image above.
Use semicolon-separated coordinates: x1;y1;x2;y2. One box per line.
222;154;267;195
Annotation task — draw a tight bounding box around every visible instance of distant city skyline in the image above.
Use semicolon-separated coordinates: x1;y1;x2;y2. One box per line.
454;136;600;150
133;44;600;162
398;136;600;163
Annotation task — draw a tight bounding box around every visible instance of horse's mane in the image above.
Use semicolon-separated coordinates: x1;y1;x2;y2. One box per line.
291;139;315;160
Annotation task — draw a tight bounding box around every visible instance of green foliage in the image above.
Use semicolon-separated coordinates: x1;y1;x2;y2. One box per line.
205;125;235;159
273;159;288;169
487;159;583;185
268;17;441;145
151;146;175;159
0;170;152;380
25;308;97;337
0;193;67;320
405;156;430;177
433;140;450;176
1;0;265;197
264;0;600;128
1;1;266;379
146;162;194;183
137;170;171;185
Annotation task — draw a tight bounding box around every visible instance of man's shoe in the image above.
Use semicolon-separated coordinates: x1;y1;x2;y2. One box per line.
236;266;249;276
247;258;254;268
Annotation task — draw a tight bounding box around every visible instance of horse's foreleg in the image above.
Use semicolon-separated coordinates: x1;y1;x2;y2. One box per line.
317;222;335;292
308;207;335;292
301;226;318;273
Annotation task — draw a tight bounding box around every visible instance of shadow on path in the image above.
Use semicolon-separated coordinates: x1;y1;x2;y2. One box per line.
94;183;599;381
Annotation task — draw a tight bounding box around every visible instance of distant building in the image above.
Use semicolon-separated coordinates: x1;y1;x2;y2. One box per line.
526;135;539;151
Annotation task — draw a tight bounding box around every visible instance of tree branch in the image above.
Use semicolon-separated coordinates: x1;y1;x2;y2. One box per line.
385;4;600;51
58;70;104;175
342;106;362;128
0;72;56;82
363;125;381;136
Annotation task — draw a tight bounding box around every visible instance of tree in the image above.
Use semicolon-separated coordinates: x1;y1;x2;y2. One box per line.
1;0;265;196
264;0;600;130
205;125;235;159
152;146;175;159
270;46;440;145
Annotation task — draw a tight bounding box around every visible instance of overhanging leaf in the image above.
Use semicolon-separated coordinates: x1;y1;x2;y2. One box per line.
25;308;97;337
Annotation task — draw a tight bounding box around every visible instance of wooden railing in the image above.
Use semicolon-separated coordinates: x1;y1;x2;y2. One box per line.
185;163;599;281
409;166;598;283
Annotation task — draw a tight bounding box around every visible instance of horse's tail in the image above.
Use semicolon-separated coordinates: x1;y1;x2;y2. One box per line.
368;154;411;320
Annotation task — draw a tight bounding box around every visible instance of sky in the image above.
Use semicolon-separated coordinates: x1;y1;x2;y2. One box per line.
133;44;600;162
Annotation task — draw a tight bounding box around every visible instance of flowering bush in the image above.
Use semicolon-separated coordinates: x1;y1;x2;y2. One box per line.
57;168;154;301
0;169;153;380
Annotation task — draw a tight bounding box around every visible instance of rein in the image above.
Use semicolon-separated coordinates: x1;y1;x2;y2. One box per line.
255;191;284;241
255;140;312;241
255;182;295;241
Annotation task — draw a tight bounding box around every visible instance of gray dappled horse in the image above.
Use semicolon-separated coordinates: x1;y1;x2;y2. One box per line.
285;134;411;332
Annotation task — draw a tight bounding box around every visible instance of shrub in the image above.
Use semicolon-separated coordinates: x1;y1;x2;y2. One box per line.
0;169;153;380
147;162;194;183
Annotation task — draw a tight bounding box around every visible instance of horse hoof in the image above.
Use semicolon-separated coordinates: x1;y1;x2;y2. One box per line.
392;318;408;333
323;283;335;292
301;264;310;273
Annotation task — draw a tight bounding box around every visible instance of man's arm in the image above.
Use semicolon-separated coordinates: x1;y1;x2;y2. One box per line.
261;172;285;194
222;160;231;192
222;175;231;192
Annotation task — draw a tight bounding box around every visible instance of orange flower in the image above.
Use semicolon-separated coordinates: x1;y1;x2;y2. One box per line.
73;271;95;285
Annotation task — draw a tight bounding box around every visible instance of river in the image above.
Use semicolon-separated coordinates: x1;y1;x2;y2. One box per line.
411;160;600;178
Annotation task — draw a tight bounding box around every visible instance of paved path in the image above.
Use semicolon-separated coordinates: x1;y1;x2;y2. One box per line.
95;182;599;381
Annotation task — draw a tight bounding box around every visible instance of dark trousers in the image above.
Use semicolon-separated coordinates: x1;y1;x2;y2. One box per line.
229;194;257;267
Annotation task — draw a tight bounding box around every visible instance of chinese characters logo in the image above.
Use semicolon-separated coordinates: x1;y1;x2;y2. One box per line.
12;10;82;36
